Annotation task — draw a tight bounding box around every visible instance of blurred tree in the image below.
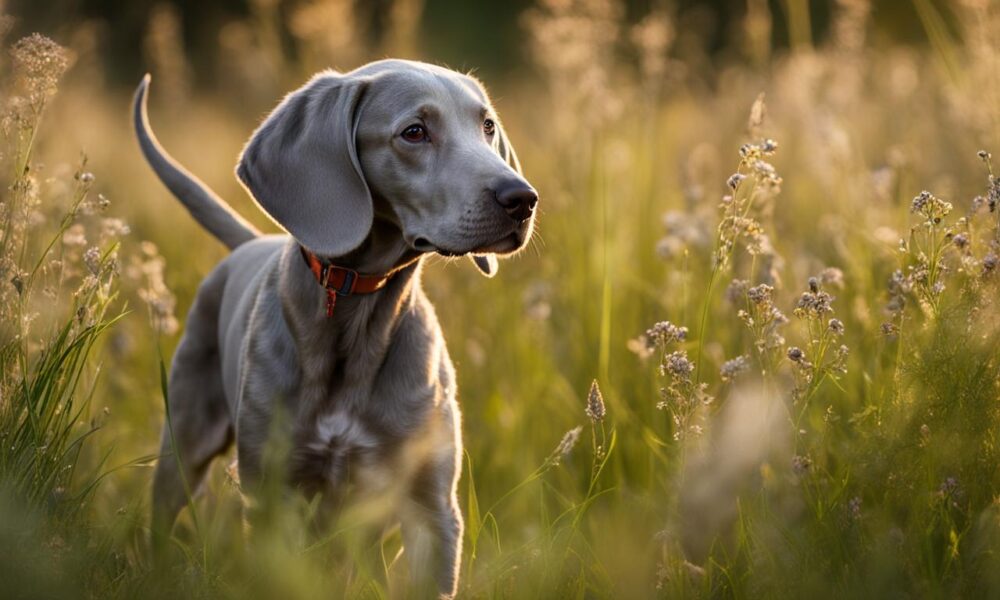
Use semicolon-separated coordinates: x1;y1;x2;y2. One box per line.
2;0;959;89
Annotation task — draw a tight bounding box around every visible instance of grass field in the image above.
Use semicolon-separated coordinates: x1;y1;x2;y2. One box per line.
2;1;1000;598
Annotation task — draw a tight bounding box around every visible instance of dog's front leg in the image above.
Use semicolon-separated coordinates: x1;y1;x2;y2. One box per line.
400;493;463;599
398;426;463;600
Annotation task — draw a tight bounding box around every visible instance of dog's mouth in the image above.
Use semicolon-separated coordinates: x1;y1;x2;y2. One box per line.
413;230;526;257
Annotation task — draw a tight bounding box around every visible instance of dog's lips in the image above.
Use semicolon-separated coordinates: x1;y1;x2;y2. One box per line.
420;215;534;257
473;232;523;254
427;231;524;257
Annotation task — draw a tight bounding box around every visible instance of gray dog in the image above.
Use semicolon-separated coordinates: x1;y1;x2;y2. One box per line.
133;59;537;597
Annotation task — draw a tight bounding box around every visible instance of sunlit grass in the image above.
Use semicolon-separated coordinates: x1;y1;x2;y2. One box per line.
2;1;1000;598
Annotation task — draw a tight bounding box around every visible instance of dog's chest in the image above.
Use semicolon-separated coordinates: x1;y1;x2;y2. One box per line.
289;408;397;495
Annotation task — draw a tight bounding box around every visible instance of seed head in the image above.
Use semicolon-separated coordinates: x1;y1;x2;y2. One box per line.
10;34;72;104
551;427;582;465
983;253;998;274
747;283;773;305
720;355;750;382
645;320;688;348
828;318;845;335
911;190;932;213
910;190;952;220
795;289;834;316
62;223;86;247
978;150;991;162
727;173;747;190
819;267;844;288
787;346;805;362
83;247;101;275
663;351;694;378
586;379;606;422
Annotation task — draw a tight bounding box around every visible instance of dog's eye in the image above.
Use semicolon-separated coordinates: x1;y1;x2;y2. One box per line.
401;124;428;143
483;118;496;136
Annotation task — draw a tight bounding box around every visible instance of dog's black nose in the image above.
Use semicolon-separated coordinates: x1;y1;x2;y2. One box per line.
494;181;538;223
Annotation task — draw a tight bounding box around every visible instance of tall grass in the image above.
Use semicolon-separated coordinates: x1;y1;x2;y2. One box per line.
3;0;1000;598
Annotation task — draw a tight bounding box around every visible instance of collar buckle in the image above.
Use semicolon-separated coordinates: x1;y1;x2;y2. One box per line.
333;269;357;296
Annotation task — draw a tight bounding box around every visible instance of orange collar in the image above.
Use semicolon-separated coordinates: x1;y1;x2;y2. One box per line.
299;245;395;317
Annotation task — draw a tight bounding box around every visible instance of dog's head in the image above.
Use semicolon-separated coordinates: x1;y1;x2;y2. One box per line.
236;60;536;277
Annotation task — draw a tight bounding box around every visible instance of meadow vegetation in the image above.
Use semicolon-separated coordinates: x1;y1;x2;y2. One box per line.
2;1;1000;597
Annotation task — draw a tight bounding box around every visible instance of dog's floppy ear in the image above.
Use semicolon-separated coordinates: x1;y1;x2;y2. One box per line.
494;115;522;175
237;72;372;258
469;116;523;278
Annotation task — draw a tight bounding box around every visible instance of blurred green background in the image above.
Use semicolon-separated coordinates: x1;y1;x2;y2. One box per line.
2;0;1000;598
6;0;954;86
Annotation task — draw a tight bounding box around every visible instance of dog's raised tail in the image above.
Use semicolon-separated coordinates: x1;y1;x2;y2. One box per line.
133;74;260;250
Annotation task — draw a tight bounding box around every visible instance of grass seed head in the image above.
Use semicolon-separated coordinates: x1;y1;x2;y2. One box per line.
586;379;606;422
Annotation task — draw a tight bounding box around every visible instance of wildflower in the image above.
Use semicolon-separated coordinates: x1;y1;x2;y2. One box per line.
979;150;991;162
847;496;862;521
792;454;812;475
747;283;773;305
819;267;844;288
795;287;834;318
550;426;582;465
10;34;72;106
720;355;750;382
828;318;845;335
880;322;898;336
128;241;178;335
83;247;101;275
984;252;998;275
626;336;654;360
951;232;969;249
78;171;95;185
910;190;952;222
939;477;959;495
649;323;712;440
714;131;783;269
911;190;932;213
725;279;749;304
645;320;688;349
834;345;849;369
937;477;963;508
747;93;766;134
100;217;130;240
585;379;606;422
630;10;674;84
62;223;86;247
663;351;694;378
787;346;805;363
656;210;710;259
736;282;787;370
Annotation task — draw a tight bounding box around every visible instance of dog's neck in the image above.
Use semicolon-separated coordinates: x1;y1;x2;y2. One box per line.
281;217;427;364
322;217;423;276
